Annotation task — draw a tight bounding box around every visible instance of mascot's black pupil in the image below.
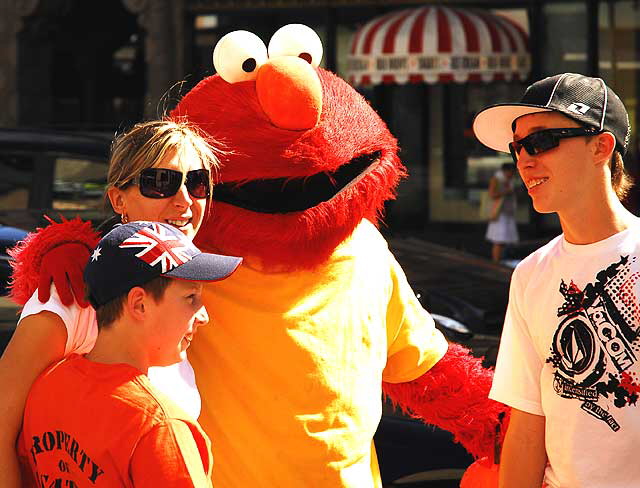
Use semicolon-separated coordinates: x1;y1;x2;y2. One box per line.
299;53;312;64
242;58;257;72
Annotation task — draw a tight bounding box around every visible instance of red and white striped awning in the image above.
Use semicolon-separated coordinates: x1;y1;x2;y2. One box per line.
348;6;530;85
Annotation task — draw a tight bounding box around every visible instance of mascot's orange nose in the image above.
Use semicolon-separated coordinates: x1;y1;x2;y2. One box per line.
255;57;323;130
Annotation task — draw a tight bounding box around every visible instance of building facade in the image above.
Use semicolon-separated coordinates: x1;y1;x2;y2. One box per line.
2;0;639;233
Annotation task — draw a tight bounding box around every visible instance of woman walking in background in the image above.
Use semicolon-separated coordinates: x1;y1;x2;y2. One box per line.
486;162;519;263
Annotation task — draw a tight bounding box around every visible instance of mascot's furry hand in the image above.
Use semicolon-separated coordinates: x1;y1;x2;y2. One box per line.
383;343;510;461
38;243;90;306
9;218;99;307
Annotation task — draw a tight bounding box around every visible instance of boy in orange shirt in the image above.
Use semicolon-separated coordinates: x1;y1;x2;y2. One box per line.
18;221;241;487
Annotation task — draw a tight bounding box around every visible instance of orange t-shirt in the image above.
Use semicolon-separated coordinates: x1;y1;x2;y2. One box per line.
18;355;212;487
189;219;448;487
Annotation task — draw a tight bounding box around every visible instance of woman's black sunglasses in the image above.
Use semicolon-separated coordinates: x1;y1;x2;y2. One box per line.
508;127;602;163
125;168;210;199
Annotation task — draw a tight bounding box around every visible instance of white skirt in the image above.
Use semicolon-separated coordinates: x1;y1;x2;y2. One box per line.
486;213;519;244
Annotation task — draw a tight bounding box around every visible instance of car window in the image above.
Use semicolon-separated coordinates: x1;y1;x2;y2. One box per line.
52;157;108;212
0;147;109;232
0;153;34;211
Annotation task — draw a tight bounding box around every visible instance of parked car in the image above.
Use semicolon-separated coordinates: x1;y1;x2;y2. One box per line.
0;225;28;296
0;127;511;487
373;236;510;487
0;127;112;233
375;407;474;487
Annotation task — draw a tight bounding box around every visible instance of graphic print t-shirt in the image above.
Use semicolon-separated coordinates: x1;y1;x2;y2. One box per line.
491;225;640;488
18;355;212;487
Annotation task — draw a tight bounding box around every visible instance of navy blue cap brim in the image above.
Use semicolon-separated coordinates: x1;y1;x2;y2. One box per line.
473;104;553;153
164;253;242;282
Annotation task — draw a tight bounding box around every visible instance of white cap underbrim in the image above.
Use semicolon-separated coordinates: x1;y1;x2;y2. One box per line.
472;104;554;153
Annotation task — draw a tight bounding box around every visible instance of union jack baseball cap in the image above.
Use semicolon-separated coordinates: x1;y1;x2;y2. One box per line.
84;221;242;308
473;73;631;155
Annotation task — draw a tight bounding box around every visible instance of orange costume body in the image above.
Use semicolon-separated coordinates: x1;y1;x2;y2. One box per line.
189;220;447;486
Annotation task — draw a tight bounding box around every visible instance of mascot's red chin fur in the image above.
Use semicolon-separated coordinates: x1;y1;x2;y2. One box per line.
10;25;507;487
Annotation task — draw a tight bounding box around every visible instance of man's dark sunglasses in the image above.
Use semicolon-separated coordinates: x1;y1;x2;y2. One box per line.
508;127;602;163
125;168;210;199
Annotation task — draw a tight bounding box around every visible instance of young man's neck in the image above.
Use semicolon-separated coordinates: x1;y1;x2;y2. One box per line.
85;319;150;374
559;189;636;245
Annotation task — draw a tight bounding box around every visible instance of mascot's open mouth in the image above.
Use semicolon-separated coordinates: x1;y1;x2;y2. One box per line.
213;151;381;213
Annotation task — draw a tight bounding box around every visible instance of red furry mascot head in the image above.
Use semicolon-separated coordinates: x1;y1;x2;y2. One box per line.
172;24;404;269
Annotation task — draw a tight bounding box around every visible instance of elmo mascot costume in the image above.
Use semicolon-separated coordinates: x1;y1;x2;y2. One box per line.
10;24;507;487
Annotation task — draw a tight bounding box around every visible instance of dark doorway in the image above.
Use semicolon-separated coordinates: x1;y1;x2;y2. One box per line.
18;0;145;130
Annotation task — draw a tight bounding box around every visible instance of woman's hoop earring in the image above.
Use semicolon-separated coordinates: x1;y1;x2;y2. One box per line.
121;213;129;224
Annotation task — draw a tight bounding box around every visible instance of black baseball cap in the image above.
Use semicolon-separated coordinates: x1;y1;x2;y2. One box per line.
473;73;631;155
84;221;242;308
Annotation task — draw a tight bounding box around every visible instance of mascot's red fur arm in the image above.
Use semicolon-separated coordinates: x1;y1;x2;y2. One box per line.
8;218;99;306
383;343;510;461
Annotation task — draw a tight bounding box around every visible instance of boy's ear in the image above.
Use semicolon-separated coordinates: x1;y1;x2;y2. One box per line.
126;287;147;320
593;131;616;165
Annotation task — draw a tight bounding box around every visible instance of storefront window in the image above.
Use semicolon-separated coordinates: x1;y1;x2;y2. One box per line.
541;2;588;76
599;1;640;209
443;83;524;195
427;7;531;223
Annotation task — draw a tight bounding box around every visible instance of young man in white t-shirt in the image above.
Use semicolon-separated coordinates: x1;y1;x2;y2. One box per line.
474;73;638;488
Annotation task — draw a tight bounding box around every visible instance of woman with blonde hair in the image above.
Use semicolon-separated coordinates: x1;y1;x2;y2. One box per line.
0;118;220;487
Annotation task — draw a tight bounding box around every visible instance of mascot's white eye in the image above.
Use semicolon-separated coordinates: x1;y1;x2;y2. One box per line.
213;30;268;83
268;24;323;68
